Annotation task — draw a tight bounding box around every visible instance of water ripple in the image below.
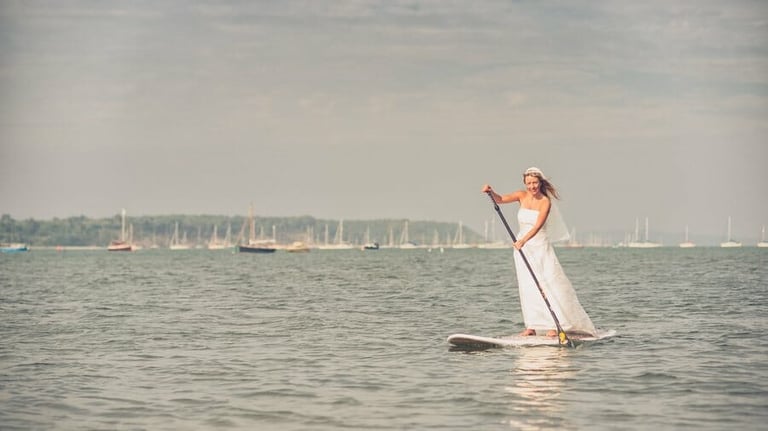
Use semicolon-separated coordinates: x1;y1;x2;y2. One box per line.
1;248;767;429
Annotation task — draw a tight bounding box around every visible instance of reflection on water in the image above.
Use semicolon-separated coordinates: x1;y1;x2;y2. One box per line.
505;347;575;430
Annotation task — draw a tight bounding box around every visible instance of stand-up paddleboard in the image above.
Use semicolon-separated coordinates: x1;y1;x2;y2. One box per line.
447;329;616;349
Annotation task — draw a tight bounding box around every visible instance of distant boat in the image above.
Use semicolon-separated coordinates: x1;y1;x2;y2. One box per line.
361;226;379;250
0;243;29;253
107;209;133;251
452;221;472;249
480;220;509;248
317;220;355;250
679;225;696;248
480;241;509;249
399;220;418;249
720;216;742;248
169;222;191;250
238;242;276;253
559;227;584;249
627;217;662;248
757;225;768;248
237;204;276;254
208;224;232;250
286;241;311;253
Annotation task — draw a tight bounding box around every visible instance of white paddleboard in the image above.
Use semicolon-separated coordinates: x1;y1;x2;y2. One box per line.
447;329;616;349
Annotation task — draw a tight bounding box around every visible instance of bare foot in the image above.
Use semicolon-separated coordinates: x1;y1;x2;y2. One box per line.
546;330;557;337
519;329;536;336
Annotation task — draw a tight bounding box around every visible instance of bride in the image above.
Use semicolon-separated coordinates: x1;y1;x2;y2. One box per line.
482;167;596;337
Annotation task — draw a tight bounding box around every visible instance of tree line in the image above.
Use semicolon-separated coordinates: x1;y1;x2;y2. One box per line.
0;213;483;247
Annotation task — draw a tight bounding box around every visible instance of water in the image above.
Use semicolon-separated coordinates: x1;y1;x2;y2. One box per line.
1;248;766;430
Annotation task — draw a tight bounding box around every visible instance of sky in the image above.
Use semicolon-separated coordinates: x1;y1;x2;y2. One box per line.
1;0;767;243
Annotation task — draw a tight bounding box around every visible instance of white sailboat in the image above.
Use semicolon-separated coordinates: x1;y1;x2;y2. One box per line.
558;227;584;249
399;220;417;249
170;222;191;250
208;224;231;250
361;226;379;250
107;208;133;251
427;229;445;251
679;225;696;248
628;217;662;248
452;221;472;249
757;225;768;248
479;218;508;249
319;220;354;250
720;216;742;248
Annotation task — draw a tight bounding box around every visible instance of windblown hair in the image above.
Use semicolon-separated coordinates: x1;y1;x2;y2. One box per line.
523;171;561;200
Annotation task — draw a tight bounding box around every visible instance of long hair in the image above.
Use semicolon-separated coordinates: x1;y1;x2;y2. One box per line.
523;169;560;200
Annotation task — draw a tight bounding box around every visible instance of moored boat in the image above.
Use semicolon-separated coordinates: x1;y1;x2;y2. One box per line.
679;225;696;248
627;217;662;248
108;209;134;251
756;225;768;248
208;224;232;250
1;243;29;253
286;241;311;253
238;242;276;253
237;204;276;254
720;216;742;248
361;226;379;250
107;240;133;252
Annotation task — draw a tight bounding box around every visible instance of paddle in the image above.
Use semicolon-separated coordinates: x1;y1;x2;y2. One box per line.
485;191;575;348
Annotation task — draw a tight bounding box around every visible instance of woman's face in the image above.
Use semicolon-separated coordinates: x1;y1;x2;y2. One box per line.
524;175;541;195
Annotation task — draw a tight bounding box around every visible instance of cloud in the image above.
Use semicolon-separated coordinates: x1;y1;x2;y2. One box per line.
1;0;766;236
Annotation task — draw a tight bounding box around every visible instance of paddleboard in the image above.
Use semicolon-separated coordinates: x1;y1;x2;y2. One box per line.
447;329;616;349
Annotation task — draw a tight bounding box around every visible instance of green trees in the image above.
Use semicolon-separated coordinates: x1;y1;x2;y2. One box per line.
0;213;482;247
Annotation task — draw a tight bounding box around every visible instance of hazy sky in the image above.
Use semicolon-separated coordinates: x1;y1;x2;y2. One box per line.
1;0;766;241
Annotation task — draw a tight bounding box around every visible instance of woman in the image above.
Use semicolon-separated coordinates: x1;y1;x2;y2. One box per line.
482;167;596;337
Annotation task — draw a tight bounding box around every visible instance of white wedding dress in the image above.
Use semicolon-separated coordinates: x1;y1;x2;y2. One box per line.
514;208;596;336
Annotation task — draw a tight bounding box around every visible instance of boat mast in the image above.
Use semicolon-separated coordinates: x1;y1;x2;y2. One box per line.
121;208;126;242
645;217;650;242
634;218;640;242
249;204;255;244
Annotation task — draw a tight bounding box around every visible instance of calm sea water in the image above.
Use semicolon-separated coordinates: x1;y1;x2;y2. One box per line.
1;247;766;430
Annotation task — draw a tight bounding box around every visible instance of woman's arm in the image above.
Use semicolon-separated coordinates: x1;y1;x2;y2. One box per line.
482;184;524;204
515;198;551;249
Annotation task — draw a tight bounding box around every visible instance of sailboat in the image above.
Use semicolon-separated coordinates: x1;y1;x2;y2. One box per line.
361;226;379;250
679;225;696;248
107;208;133;251
452;221;472;249
559;227;584;249
758;225;768;248
720;216;742;248
169;222;191;250
627;217;662;248
286;241;311;252
399;220;418;249
237;204;276;253
318;220;355;250
479;218;508;249
208;224;231;250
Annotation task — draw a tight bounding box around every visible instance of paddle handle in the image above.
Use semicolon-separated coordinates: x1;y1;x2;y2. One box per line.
485;191;574;347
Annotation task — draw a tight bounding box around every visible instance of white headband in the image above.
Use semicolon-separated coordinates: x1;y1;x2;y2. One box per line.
524;167;546;179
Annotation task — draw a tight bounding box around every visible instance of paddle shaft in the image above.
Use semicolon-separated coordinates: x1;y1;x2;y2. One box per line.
486;191;574;347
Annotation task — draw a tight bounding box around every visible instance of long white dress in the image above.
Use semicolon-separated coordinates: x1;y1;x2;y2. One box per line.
514;208;596;336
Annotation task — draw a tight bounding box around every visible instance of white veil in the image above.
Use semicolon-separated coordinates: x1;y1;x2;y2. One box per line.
524;167;571;244
546;200;570;243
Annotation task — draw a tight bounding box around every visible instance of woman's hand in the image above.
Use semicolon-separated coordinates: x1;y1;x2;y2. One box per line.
482;184;492;193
